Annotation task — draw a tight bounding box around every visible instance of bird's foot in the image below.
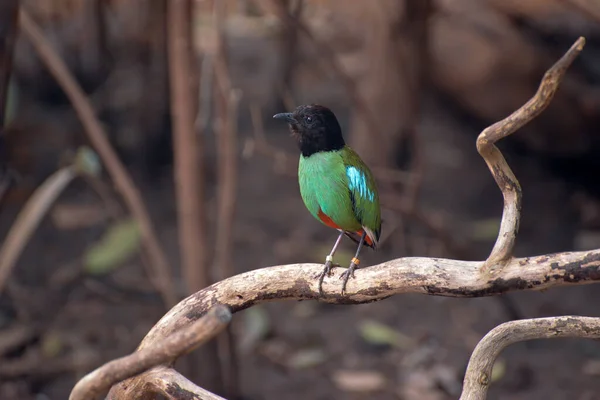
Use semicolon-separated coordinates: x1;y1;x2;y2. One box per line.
340;258;360;295
315;256;339;295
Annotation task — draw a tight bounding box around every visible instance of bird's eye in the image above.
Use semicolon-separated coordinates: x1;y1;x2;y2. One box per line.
305;116;312;123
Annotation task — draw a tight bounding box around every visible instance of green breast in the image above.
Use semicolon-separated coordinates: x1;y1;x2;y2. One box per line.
298;148;380;236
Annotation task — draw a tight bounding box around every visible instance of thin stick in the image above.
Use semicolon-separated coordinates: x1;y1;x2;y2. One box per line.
168;0;207;292
19;10;178;307
212;2;241;396
460;316;600;400
477;37;585;269
0;167;77;293
70;304;232;400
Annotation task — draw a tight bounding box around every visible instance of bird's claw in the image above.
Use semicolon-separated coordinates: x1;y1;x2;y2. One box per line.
340;261;358;295
316;259;339;295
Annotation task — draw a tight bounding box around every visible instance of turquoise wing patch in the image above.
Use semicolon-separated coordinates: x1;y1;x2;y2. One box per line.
345;166;375;202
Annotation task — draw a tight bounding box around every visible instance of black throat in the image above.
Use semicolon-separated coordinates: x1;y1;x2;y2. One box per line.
293;125;345;157
289;105;346;157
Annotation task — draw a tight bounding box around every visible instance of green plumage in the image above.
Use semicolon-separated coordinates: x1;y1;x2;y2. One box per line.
298;145;381;247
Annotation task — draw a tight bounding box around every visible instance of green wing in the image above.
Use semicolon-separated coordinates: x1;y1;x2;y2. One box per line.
297;146;381;247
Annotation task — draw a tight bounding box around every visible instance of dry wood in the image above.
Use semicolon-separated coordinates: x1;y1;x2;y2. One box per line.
70;305;231;400
69;36;597;400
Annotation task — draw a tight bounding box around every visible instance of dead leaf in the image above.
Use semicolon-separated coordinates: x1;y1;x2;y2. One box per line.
332;370;386;392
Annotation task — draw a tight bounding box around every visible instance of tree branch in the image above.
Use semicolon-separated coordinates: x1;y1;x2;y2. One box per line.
477;37;585;268
460;316;600;400
92;37;593;399
69;304;231;400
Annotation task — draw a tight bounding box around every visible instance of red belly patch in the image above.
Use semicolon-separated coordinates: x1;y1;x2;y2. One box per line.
317;209;341;229
318;209;374;246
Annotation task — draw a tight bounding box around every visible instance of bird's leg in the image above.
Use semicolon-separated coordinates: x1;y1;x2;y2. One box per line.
316;230;345;295
340;231;366;294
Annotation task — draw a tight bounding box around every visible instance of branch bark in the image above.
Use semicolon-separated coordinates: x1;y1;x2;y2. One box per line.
461;316;600;400
19;10;178;307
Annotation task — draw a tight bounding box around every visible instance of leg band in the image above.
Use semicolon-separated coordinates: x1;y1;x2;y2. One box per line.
325;255;333;263
351;257;360;265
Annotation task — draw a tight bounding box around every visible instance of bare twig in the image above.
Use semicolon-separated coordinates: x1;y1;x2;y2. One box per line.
213;2;241;396
168;0;207;293
213;5;240;285
0;166;77;293
71;304;232;400
19;10;177;307
461;316;600;400
477;37;585;269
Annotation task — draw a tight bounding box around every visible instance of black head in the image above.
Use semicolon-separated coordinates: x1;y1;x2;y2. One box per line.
273;104;345;157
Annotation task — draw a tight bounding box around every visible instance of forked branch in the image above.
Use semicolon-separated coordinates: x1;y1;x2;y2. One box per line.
70;37;594;400
69;305;231;400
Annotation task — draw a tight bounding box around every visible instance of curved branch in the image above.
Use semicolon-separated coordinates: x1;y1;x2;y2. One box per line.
0;166;77;293
70;305;232;400
102;37;592;398
460;316;600;400
477;37;585;268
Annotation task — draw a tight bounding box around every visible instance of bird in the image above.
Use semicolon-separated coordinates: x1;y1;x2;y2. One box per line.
273;104;381;295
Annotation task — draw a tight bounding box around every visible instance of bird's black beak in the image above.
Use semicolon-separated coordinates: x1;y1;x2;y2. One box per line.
273;112;296;124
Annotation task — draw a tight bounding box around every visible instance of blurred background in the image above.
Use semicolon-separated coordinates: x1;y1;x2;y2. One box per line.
1;0;600;399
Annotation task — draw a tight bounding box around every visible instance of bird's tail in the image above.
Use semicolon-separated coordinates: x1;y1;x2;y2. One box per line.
344;229;377;250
